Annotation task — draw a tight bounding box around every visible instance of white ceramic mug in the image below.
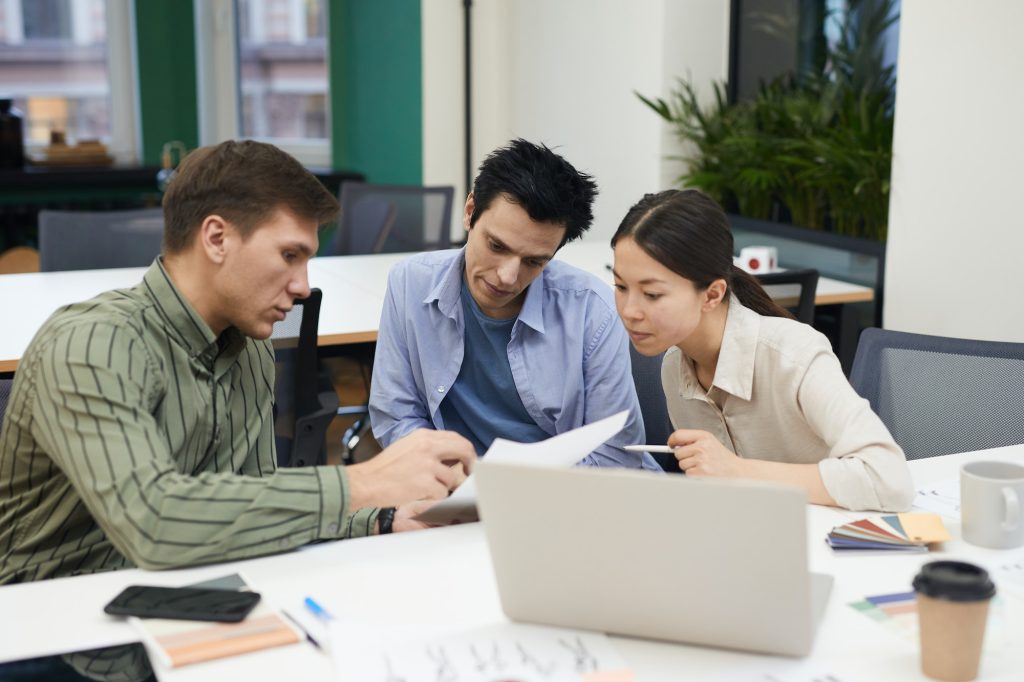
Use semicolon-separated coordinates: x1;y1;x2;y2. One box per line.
738;246;778;274
960;461;1024;549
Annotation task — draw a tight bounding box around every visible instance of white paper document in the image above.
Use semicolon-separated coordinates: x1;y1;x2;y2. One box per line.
331;622;631;682
912;477;960;520
992;549;1024;595
415;411;629;525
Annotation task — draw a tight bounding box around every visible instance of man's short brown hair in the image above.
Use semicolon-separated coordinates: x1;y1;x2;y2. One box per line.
161;140;340;254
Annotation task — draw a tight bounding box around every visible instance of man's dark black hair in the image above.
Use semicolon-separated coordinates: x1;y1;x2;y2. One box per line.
469;138;598;245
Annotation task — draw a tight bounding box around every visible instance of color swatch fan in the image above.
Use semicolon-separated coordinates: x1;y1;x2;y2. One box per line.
828;512;950;551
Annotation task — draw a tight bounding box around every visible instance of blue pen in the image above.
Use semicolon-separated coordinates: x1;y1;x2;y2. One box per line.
304;596;334;623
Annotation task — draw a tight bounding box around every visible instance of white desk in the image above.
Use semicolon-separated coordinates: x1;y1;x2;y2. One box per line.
0;243;873;373
0;258;387;373
555;241;875;306
1;446;1021;680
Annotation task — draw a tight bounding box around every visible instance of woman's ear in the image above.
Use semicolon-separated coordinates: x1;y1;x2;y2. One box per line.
703;278;728;311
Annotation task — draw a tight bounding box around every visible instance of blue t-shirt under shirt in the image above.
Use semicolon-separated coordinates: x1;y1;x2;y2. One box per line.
438;279;550;455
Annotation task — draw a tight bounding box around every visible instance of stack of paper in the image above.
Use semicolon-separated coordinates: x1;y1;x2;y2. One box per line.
416;411;628;525
827;512;951;551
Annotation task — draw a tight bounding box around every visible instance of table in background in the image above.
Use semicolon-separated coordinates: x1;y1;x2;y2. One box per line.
0;445;1020;681
0;258;385;374
0;242;874;374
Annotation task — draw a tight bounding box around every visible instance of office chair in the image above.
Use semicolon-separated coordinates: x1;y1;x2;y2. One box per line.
629;346;678;473
850;328;1024;460
0;378;12;433
271;289;338;468
755;268;820;325
39;208;164;272
327;183;456;461
331;183;455;255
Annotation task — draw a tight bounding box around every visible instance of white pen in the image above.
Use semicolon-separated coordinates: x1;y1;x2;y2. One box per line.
624;445;676;453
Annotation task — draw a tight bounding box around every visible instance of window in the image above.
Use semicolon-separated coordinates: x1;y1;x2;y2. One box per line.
0;0;138;160
197;0;331;167
728;0;900;103
23;0;73;41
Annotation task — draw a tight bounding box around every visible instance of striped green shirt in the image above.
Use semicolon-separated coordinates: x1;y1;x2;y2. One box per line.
0;259;377;584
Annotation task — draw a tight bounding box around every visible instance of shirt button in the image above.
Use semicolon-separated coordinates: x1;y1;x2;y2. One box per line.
278;538;291;550
327;523;339;535
436;385;445;393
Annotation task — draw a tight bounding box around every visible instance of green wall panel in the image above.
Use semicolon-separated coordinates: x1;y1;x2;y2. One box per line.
329;0;422;183
134;1;199;166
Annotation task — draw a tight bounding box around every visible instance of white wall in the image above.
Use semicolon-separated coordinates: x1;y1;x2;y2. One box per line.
421;0;465;207
422;0;730;243
659;1;731;190
885;0;1024;341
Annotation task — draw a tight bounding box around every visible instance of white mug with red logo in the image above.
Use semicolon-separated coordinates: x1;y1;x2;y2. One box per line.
738;246;778;274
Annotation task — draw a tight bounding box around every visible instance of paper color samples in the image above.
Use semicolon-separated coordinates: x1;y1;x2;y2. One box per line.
849;591;920;639
827;513;950;551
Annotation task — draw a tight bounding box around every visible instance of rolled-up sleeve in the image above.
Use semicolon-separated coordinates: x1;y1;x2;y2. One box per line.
797;350;914;512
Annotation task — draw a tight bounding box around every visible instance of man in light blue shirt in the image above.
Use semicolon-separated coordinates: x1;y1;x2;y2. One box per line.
370;139;658;470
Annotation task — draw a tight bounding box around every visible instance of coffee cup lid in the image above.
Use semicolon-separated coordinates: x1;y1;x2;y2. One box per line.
913;561;996;602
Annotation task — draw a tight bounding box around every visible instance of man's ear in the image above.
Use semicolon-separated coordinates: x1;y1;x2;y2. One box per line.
463;193;474;234
703;278;728;311
198;215;230;264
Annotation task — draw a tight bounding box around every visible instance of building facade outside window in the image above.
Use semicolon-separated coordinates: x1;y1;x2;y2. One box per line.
237;0;328;143
0;0;111;146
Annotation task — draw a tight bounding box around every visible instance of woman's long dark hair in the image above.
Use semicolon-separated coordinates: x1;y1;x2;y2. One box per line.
610;189;792;319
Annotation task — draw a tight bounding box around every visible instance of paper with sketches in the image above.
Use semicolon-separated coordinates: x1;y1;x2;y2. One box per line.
331;622;632;682
416;411;629;525
912;477;960;520
992;549;1024;595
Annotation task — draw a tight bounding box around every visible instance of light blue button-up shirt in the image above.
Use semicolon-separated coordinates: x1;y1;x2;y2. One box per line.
369;248;658;469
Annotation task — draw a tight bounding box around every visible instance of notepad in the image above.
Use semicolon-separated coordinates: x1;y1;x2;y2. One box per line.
827;512;950;551
132;574;301;668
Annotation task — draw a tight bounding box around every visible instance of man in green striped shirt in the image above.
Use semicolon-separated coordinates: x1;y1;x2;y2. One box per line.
0;140;475;586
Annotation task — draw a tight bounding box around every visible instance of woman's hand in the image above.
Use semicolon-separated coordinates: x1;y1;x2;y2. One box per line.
668;429;743;477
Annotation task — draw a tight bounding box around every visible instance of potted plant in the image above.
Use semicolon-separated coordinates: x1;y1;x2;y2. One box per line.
638;0;897;242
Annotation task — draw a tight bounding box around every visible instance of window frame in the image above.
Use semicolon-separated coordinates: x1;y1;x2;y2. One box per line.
0;0;139;162
193;0;332;168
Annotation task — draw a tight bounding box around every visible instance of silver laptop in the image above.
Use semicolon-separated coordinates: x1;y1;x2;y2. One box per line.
475;461;833;657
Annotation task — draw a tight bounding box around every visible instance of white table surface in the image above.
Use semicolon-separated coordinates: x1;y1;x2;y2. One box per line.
0;243;874;373
0;258;387;372
1;445;1021;681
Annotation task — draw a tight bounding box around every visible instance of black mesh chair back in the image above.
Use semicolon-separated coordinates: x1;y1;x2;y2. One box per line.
850;328;1024;460
270;289;338;468
755;268;819;324
327;184;454;460
0;378;12;433
629;346;678;473
39;208;165;272
332;183;455;255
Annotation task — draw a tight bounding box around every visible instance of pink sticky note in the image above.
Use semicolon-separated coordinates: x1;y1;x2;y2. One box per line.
583;670;636;682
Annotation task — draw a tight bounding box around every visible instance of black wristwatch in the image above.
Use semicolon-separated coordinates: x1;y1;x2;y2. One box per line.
377;507;396;534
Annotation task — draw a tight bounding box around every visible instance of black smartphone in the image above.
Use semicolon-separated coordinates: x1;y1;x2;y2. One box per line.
103;585;261;623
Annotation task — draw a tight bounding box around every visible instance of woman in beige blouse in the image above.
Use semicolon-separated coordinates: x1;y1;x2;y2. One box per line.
610;189;913;511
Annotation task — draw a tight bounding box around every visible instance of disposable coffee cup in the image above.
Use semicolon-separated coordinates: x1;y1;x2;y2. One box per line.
913;561;995;682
